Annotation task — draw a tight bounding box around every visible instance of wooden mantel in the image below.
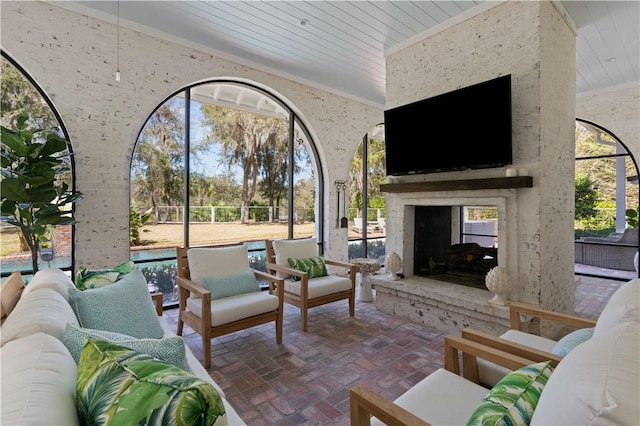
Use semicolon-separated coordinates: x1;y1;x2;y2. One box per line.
380;176;533;193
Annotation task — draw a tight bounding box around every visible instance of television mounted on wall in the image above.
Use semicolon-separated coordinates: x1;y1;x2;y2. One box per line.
384;74;512;176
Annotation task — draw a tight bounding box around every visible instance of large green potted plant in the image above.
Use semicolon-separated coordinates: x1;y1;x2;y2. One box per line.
1;115;83;273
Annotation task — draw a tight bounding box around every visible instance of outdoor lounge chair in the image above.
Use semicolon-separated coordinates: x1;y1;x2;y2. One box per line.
176;243;284;368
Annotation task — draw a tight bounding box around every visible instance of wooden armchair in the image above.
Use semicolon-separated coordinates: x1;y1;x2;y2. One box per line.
264;237;356;331
461;301;597;386
176;243;284;369
350;334;537;426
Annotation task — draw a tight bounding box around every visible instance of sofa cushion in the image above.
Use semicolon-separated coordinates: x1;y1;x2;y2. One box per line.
594;278;639;337
283;274;352;299
21;267;75;301
76;338;227;426
531;321;640;425
203;269;259;299
467;361;552;426
75;260;136;290
1;287;79;346
62;323;188;370
1;333;79;426
186;290;280;327
287;256;328;281
370;368;489;426
551;327;594;357
272;237;319;278
187;245;250;287
68;268;164;339
1;271;24;324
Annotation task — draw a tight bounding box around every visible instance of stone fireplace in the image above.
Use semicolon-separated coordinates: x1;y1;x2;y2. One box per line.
369;186;522;335
374;0;577;337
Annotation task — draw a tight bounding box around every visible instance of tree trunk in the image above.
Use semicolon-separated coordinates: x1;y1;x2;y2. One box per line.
30;244;39;274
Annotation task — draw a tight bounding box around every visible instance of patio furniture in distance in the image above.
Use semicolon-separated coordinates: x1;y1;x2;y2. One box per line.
353;217;375;234
575;228;638;271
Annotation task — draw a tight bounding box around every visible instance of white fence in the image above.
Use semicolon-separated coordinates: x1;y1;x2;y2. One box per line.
154;206;314;223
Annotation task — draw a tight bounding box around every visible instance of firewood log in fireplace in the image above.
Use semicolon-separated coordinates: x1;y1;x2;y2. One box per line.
446;243;497;273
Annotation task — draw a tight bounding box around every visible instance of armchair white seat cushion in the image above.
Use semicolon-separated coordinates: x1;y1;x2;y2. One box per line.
283;274;352;299
186;290;280;327
370;369;489;426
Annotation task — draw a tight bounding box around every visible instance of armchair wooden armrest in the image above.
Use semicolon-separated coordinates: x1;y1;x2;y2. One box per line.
350;384;431;426
350;335;536;426
509;302;597;331
325;259;356;272
176;275;211;299
253;269;285;298
461;328;563;367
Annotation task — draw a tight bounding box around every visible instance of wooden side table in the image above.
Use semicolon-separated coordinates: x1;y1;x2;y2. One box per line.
150;292;163;316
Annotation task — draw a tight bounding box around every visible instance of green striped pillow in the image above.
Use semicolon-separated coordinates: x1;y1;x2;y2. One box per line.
287;256;328;281
467;361;553;426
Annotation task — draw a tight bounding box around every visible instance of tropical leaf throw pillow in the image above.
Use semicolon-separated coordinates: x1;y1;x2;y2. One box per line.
76;338;227;426
287;256;328;281
75;260;136;290
466;361;553;426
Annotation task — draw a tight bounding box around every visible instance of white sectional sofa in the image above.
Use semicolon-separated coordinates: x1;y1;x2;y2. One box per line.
0;268;245;425
351;278;640;425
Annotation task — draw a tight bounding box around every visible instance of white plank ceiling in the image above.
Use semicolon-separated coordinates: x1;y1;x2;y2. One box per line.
50;1;639;107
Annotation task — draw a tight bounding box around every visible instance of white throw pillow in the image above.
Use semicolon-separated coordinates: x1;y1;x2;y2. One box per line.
0;332;79;426
0;287;79;346
531;321;640;425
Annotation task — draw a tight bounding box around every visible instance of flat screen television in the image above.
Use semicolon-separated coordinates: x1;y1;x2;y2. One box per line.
384;74;512;176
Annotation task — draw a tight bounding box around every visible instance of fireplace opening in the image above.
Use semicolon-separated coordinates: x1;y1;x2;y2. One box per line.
414;205;498;289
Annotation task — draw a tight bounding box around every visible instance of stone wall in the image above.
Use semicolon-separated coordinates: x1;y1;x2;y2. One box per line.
383;1;577;326
0;1;382;269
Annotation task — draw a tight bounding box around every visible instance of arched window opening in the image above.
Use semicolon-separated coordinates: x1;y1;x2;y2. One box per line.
348;125;386;263
0;51;76;278
130;81;323;305
575;119;639;279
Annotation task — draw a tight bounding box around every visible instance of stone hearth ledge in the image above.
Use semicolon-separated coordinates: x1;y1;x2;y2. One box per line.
370;275;511;335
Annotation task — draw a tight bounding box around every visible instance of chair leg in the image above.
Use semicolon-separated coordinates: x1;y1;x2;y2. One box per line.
349;294;355;317
177;313;184;336
301;306;308;332
276;309;283;344
203;332;212;369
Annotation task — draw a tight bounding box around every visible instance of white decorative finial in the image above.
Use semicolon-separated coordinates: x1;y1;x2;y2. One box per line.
385;251;402;281
485;266;511;306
